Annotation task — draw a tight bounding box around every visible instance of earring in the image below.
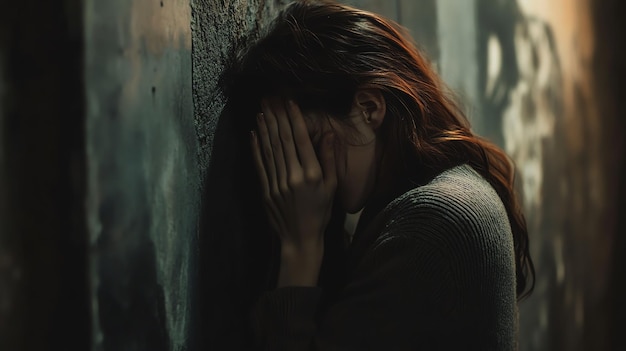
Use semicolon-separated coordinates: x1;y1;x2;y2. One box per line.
363;110;371;123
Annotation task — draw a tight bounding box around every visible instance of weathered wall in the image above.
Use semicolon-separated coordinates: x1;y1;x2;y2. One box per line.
85;0;287;349
192;0;287;178
191;1;286;349
345;1;625;350
1;0;286;350
84;0;197;350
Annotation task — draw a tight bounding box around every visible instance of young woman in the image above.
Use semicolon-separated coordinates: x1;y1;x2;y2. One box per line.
229;0;534;349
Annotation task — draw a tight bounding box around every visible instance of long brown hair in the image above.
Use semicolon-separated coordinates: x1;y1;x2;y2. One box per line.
227;0;534;299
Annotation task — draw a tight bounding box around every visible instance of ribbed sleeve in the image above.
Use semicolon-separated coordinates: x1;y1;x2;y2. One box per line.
250;165;519;351
251;287;322;350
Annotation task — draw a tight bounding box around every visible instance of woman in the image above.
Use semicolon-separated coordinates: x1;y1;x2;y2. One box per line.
230;0;534;349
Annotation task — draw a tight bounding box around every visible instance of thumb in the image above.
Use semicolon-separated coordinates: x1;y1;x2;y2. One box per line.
320;132;337;190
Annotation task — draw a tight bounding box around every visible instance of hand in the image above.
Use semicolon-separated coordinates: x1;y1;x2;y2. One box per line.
250;98;337;286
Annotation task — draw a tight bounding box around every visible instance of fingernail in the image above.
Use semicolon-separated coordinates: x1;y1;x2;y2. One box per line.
250;130;256;139
257;113;264;123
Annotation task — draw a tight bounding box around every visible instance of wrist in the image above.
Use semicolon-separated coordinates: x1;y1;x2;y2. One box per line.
277;239;324;288
281;238;324;259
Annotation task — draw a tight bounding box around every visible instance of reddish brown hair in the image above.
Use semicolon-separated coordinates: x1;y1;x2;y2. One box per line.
228;0;534;299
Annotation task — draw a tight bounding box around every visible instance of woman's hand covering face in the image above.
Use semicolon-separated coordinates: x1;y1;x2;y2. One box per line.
250;98;337;253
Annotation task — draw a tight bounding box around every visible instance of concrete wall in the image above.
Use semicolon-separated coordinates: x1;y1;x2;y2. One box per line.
84;0;197;350
84;0;285;350
1;0;284;350
192;0;286;178
191;1;286;349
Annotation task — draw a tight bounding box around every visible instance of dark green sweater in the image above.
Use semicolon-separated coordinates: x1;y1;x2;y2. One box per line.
251;165;518;350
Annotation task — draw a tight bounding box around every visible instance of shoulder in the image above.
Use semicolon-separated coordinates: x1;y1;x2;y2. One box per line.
371;163;518;299
381;165;512;242
391;165;506;216
371;164;515;274
361;165;518;346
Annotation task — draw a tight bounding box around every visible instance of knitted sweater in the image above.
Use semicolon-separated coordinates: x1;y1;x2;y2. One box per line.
251;164;518;350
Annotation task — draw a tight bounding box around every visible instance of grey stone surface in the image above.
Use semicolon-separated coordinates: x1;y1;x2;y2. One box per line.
191;1;287;349
192;0;287;179
84;0;197;350
81;0;287;349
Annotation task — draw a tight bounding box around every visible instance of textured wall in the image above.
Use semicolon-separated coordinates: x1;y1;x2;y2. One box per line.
192;0;286;178
191;1;286;349
84;0;197;350
2;0;286;350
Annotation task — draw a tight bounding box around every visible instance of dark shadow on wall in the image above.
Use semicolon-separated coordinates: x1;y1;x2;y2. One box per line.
0;1;90;350
591;1;626;351
196;78;277;351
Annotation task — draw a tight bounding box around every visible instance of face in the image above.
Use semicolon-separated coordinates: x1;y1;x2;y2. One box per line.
305;111;379;214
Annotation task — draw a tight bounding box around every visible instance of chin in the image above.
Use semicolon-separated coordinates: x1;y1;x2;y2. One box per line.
346;207;364;215
340;195;366;214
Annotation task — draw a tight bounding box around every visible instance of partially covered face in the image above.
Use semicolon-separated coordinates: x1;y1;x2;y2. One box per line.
304;111;379;214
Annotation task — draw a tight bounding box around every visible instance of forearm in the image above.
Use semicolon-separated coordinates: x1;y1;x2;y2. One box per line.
254;242;324;350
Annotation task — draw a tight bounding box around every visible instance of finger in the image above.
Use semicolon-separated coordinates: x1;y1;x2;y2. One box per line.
256;112;279;193
262;99;288;192
320;132;337;191
274;99;300;176
250;130;271;198
252;125;287;238
285;99;322;179
264;205;287;237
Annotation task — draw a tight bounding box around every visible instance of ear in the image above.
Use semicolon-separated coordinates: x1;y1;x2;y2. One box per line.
351;88;386;130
